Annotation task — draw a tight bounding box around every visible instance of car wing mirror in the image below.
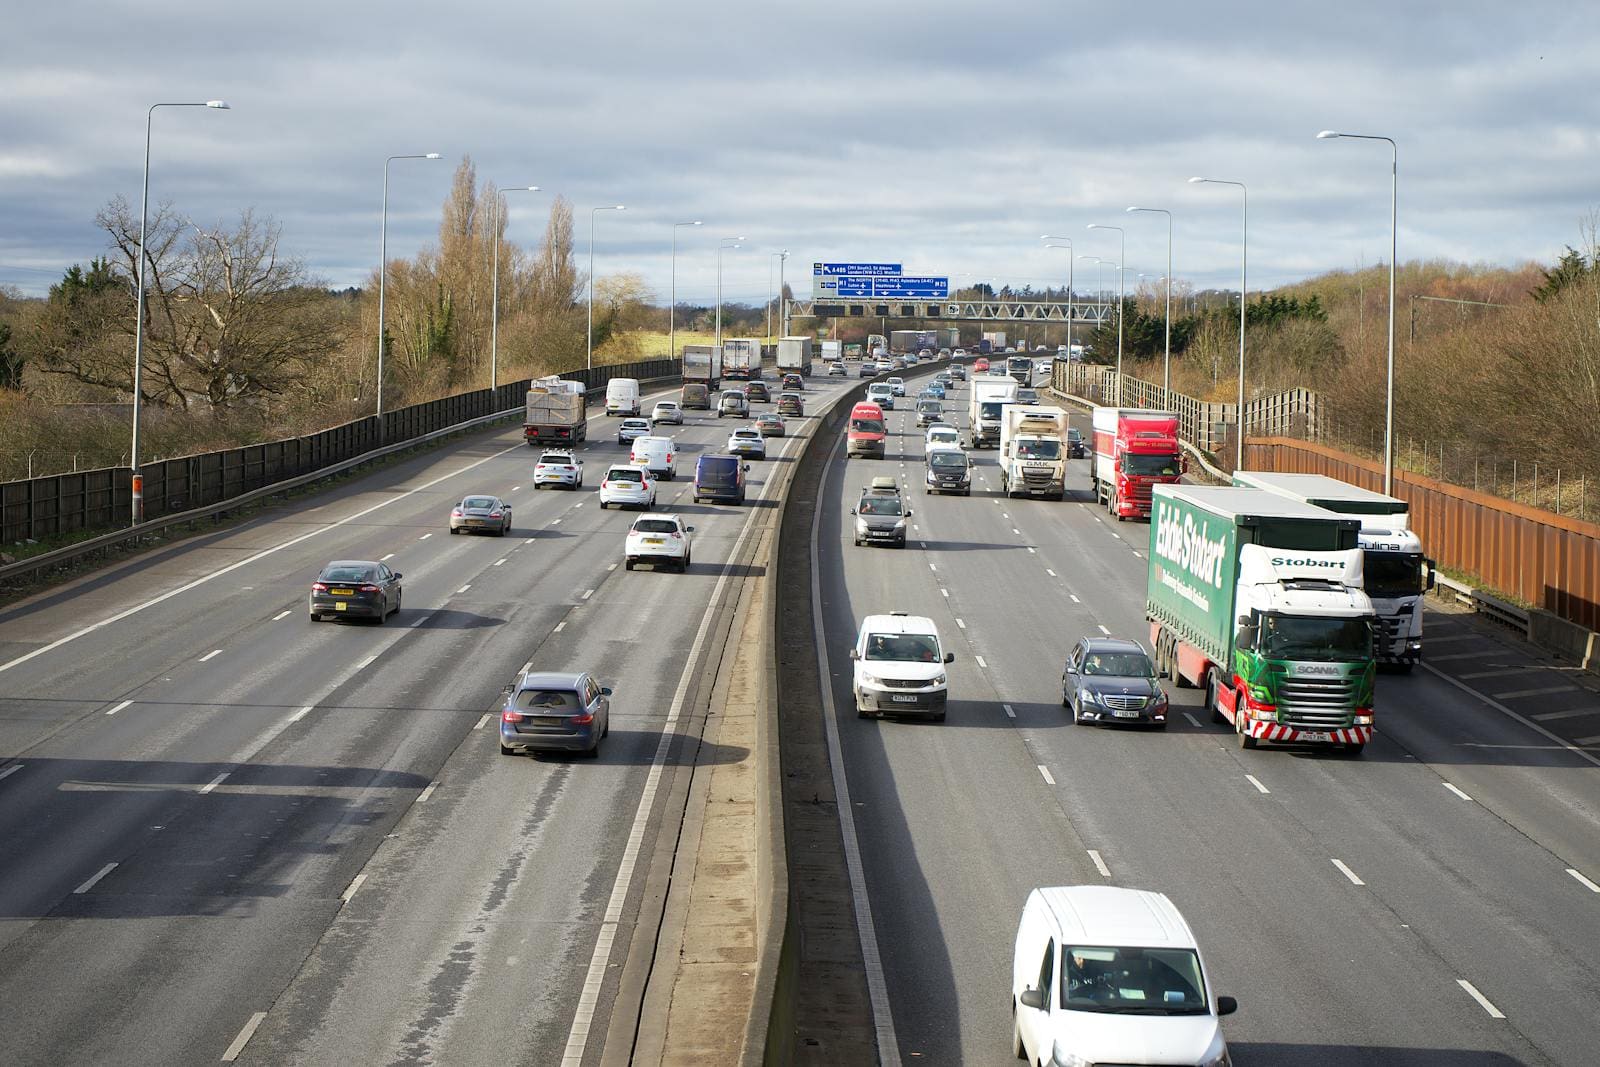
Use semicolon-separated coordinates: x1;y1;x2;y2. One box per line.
944;652;955;663
392;572;403;580
500;684;515;697
1217;995;1238;1016
848;649;860;660
1019;987;1045;1011
600;686;614;697
686;526;695;532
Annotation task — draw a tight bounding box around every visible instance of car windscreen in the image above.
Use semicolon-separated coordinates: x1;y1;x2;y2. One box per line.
698;458;737;484
1061;946;1208;1016
863;633;940;662
462;497;497;510
918;401;941;412
633;519;678;534
607;468;643;483
929;452;967;470
858;496;904;516
320;565;374;583
851;418;886;435
1082;652;1155;677
515;689;582;712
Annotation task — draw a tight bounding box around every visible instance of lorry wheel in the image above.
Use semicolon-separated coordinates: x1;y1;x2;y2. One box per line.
1341;742;1366;757
1207;672;1226;724
1236;711;1257;749
1393;662;1414;674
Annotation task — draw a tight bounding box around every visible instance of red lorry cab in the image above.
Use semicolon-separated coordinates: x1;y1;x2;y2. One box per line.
847;401;888;459
1091;408;1183;519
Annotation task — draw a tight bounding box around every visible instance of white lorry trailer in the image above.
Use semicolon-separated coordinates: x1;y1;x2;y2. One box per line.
998;408;1069;499
777;336;815;377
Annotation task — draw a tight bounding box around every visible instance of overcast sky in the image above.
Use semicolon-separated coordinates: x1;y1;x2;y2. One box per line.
4;1;1596;306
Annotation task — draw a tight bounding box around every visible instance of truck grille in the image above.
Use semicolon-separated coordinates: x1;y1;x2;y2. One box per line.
1022;469;1055;486
1376;609;1411;657
1278;676;1356;728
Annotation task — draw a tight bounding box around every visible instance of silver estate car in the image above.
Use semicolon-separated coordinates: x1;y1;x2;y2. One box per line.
500;671;612;757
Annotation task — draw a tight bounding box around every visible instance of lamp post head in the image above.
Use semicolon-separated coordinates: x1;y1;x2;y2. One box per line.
614;205;626;210
1316;130;1341;140
691;220;702;225
1187;176;1205;184
423;153;441;159
205;100;230;109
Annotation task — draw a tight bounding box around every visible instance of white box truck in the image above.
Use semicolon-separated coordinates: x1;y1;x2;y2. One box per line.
820;339;843;363
968;377;1019;449
722;338;760;381
682;344;721;390
777;336;814;377
999;408;1070;499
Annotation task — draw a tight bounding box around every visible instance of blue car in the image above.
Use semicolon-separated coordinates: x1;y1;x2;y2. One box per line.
922;382;946;400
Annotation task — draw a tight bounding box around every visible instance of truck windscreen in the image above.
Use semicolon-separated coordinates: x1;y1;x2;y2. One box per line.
1363;552;1424;598
1015;440;1061;460
1259;614;1372;661
979;402;1005;419
1123;452;1180;476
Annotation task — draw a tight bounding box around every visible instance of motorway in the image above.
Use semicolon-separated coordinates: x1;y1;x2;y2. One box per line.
810;367;1600;1065
0;371;856;1066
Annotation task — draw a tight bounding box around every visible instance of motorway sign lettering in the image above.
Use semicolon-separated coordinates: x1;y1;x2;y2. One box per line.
813;262;902;277
871;276;949;298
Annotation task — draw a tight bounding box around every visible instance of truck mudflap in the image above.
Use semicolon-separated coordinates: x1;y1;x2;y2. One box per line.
1246;720;1373;746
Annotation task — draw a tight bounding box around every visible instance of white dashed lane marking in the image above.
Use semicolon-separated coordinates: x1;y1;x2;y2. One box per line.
1087;850;1111;878
1443;782;1474;801
1457;979;1506;1019
1331;859;1366;886
106;700;133;716
1245;774;1270;795
1037;765;1056;785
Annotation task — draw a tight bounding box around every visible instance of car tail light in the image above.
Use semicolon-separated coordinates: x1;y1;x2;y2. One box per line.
312;582;328;592
490;510;502;518
571;710;595;725
359;584;381;593
452;509;463;517
502;709;522;723
670;532;682;539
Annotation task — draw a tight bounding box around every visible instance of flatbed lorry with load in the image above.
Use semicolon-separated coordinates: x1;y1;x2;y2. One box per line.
998;407;1069;498
1232;471;1433;670
523;376;587;446
1145;484;1379;754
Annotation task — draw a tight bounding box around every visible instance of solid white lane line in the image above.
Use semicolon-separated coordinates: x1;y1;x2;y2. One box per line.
73;862;117;894
956;618;966;629
1037;765;1056;786
106;699;133;716
928;563;937;572
199;773;229;795
417;781;439;803
1496;685;1578;699
1331;859;1366;886
1003;703;1016;718
553;621;567;633
1457;668;1526;680
457;585;471;593
975;655;988;668
380;553;395;562
940;589;949;598
1456;979;1506;1019
1423;662;1600;771
1245;774;1270;795
221;1012;268;1062
1566;868;1600;893
198;649;223;662
271;610;292;621
1443;782;1474;801
289;705;314;722
1069;594;1081;603
0;764;22;782
419;532;433;540
1532;708;1599;722
1046;569;1057;577
607;563;617;571
1087;850;1111;878
355;655;377;671
1097;624;1110;635
581;589;595;600
341;872;367;904
474;713;491;730
494;558;507;566
1182;712;1202;728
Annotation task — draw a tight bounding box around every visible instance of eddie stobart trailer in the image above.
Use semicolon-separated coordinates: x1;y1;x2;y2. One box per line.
1232;471;1433;670
1145;485;1380;755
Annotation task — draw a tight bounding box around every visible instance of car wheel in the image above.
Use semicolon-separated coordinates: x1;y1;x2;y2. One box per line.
1207;671;1227;725
625;559;635;571
449;527;459;535
1061;691;1071;709
587;739;602;759
500;742;516;756
309;613;323;623
374;607;387;626
598;500;607;510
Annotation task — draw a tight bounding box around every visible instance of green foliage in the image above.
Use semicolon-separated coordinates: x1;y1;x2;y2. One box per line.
1531;247;1597;304
49;257;122;305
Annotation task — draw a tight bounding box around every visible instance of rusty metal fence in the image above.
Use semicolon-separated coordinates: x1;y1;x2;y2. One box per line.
1;357;678;544
1246;436;1600;631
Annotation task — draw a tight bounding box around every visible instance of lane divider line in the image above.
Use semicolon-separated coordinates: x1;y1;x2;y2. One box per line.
271;610;291;622
355;655;377;671
1003;703;1016;719
380;553;395;562
1070;594;1080;603
473;713;491;730
1443;782;1474;802
494;559;507;567
1331;859;1366;886
341;872;367;904
419;533;433;540
1456;979;1506;1019
1087;850;1111;878
198;649;223;662
73;862;117;895
1046;569;1057;577
553;621;566;633
1566;868;1600;893
417;781;439;803
1037;765;1056;786
1245;774;1270;795
106;700;133;716
1097;625;1110;635
1182;712;1202;728
199;773;229;795
0;765;22;782
289;705;314;723
221;1012;267;1063
581;589;595;601
975;655;988;669
939;589;949;598
956;618;966;629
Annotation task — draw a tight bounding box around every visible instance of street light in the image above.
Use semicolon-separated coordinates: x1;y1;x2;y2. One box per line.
715;236;745;352
377;151;443;439
1189;176;1247;469
491;185;541;394
1127;206;1174;406
768;249;789;341
670;220;702;360
1319;130;1398;494
587;205;626;371
1040;235;1075;360
129;99;230;525
1087;223;1126;402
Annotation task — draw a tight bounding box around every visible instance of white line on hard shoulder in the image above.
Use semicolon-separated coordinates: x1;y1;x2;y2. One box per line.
1422;662;1600;770
1182;712;1202;728
199;772;229;795
0;764;23;782
1443;782;1474;801
956;618;966;629
474;712;491;730
73;862;117;894
1097;624;1110;635
1003;703;1016;718
975;655;988;668
341;872;367;904
198;649;223;662
419;532;433;540
1331;859;1366;886
1037;765;1056;785
1456;979;1506;1019
1245;774;1270;794
289;705;314;722
581;589;595;600
271;610;291;621
106;700;133;716
221;1012;268;1063
417;781;439;803
380;553;395;562
1087;850;1111;878
1566;868;1600;893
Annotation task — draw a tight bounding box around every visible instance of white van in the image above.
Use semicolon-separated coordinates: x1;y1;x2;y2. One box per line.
849;611;952;721
605;377;641;416
629;435;677;480
1012;886;1235;1066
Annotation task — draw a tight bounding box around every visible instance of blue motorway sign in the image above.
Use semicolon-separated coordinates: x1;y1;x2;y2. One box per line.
814;262;902;277
873;276;949;298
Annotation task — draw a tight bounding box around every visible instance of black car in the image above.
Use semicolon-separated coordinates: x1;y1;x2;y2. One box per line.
309;560;402;623
1067;428;1087;459
745;381;771;403
1061;637;1168;727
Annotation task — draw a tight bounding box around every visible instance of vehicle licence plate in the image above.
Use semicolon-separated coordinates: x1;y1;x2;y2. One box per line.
643;538;664;545
334;602;347;611
1297;731;1333;743
1112;709;1140;718
329;588;354;596
468;519;483;526
891;694;919;704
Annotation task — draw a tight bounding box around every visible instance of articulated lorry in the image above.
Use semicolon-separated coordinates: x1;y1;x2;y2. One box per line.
968;376;1019;449
1091;407;1183;520
1231;471;1433;669
1146;485;1378;754
777;335;815;377
867;333;889;356
721;338;761;381
524;376;588;446
681;344;722;391
999;408;1069;498
890;330;922;355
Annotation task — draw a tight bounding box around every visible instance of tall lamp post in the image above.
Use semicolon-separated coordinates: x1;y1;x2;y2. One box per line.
779;250;791;337
1189;176;1248;470
715;236;745;352
1086;223;1126;403
669;220;702;359
130;100;230;525
1319;130;1398;494
1040;235;1075;359
490;184;540;394
377;151;443;439
768;249;789;341
1127;206;1173;406
587;204;626;371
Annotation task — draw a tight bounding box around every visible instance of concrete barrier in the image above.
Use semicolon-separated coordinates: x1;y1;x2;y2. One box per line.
1529;608;1600;676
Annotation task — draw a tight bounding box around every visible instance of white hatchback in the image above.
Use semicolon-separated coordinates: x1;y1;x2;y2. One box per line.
598;464;656;510
630;435;677;480
624;514;693;572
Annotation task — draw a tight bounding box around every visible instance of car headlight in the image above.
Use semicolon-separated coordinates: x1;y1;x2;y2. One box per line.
1052;1045;1093;1067
858;672;880;687
855;519;869;533
893;518;907;528
1079;689;1099;705
1197;1042;1232;1067
931;673;946;686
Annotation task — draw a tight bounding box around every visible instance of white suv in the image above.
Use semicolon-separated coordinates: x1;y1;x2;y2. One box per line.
886;376;906;397
598;464;656;510
624;514;693;572
849;612;953;721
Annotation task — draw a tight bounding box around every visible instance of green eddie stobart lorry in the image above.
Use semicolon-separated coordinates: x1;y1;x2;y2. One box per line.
1145;485;1380;755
